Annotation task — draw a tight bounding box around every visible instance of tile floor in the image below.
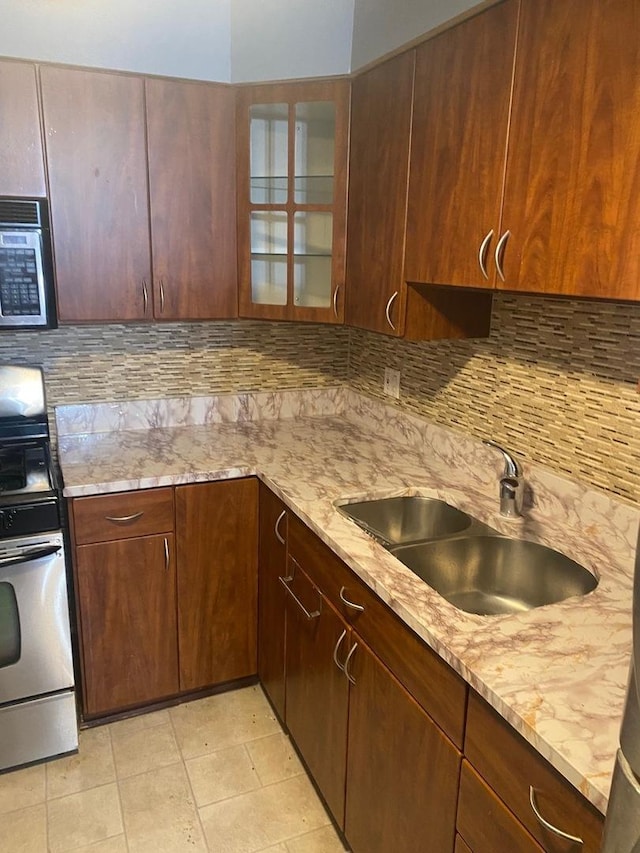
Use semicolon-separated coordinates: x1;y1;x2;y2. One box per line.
0;685;349;853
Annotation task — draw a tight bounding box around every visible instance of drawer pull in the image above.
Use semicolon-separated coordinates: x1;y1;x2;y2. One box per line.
339;586;365;613
104;511;144;525
164;537;170;571
529;786;583;845
274;510;286;545
279;575;321;620
333;629;348;672
343;641;358;685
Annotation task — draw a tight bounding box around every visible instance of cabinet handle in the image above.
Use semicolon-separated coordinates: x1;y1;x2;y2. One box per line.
104;511;144;525
385;291;398;330
529;787;583;846
339;586;364;613
333;284;341;319
279;575;321;620
343;641;358;685
142;280;149;314
274;510;286;545
494;230;511;282
159;278;165;314
478;229;494;280
164;537;170;572
333;629;348;672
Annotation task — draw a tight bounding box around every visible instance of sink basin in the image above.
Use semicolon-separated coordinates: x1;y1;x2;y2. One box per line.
338;496;473;545
391;535;598;616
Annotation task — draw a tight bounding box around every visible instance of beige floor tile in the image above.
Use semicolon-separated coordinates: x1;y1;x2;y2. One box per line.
47;782;123;853
111;721;180;779
171;685;280;759
119;761;207;853
107;707;170;737
199;773;330;853
60;837;128;853
246;733;304;786
0;761;45;815
0;802;46;852
46;727;116;799
186;743;261;807
285;825;349;852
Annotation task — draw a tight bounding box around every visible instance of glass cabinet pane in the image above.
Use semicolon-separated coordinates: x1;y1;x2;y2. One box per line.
293;212;332;308
294;102;335;204
250;103;289;204
0;583;20;668
251;212;288;305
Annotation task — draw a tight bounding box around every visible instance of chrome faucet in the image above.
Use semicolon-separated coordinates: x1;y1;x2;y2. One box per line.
484;440;523;517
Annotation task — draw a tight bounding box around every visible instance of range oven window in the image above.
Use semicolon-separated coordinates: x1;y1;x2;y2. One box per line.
0;582;21;668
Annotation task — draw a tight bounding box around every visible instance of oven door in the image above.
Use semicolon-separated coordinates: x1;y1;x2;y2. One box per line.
0;530;73;704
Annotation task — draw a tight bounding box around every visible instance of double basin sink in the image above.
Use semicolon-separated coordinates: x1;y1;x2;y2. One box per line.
337;496;597;616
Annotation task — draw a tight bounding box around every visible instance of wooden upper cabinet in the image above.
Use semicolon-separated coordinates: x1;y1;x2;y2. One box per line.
405;0;518;289
499;0;640;300
0;60;46;197
40;66;151;322
346;51;415;336
236;79;350;324
146;78;238;320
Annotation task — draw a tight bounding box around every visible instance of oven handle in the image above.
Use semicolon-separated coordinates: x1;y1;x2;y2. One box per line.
0;545;62;569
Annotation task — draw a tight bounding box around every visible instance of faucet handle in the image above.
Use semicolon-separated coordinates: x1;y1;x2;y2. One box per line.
484;440;522;478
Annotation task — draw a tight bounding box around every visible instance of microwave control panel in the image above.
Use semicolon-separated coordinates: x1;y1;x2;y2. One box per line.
0;232;47;325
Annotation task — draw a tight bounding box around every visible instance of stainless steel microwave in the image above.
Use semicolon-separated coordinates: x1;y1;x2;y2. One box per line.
0;198;57;329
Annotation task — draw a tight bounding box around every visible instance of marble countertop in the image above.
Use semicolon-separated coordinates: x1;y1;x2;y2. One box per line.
56;388;640;814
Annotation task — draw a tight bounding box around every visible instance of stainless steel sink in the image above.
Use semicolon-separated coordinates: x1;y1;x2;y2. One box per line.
391;535;598;616
338;496;473;545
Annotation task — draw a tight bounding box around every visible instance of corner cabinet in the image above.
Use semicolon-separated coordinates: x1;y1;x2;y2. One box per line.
236;80;350;323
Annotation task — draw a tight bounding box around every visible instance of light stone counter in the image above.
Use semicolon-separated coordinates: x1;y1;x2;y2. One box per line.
56;387;640;815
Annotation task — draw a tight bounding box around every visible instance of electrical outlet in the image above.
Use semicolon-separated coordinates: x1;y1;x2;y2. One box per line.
383;367;401;399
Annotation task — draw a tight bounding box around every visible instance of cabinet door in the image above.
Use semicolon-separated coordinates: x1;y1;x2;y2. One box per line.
405;0;518;289
0;60;45;197
146;78;238;320
284;560;349;827
176;479;258;692
257;483;287;720
346;52;414;336
76;533;179;717
345;639;461;853
500;0;640;300
40;66;151;322
237;80;349;323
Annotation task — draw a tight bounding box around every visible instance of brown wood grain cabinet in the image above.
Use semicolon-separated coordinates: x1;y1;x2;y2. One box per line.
146;77;238;319
40;66;152;322
176;479;258;692
257;482;288;720
236;79;349;323
0;60;46;197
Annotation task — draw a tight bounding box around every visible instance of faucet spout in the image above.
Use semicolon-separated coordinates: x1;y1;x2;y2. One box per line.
484;440;524;517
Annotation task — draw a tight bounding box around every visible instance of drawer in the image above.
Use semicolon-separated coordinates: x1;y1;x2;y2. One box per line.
72;488;175;544
288;513;467;747
465;692;604;853
457;761;544;853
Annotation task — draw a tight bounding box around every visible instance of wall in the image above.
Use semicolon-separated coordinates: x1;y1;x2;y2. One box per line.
348;294;640;506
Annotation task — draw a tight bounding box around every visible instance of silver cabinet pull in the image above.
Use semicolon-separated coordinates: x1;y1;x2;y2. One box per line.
339;586;364;613
274;509;286;545
164;537;170;572
529;787;583;845
142;280;148;314
385;291;398;330
333;629;348;672
279;575;321;620
478;229;494;279
105;511;144;525
159;278;165;314
343;641;358;685
494;230;511;282
332;284;341;319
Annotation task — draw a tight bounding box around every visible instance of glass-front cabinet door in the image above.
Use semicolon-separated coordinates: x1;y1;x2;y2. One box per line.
237;80;349;322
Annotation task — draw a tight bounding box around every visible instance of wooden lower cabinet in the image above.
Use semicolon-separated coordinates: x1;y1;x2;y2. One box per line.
345;639;461;853
75;533;179;717
257;483;288;720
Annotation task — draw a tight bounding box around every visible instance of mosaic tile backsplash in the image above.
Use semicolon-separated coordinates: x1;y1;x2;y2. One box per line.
0;291;637;504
